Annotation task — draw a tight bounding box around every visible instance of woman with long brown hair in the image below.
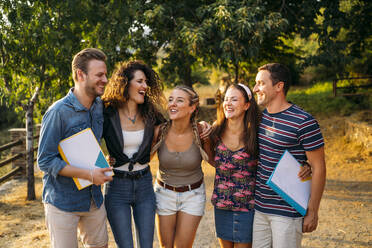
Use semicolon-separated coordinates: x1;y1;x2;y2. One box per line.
208;83;260;248
101;60;165;248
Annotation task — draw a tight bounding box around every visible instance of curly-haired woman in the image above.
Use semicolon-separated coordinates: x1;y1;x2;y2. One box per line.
101;60;165;248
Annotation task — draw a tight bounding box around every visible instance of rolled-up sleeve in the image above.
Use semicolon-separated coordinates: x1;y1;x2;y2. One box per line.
37;109;67;178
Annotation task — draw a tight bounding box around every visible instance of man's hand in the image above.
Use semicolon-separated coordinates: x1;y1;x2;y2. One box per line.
198;121;212;140
303;209;318;233
91;167;113;185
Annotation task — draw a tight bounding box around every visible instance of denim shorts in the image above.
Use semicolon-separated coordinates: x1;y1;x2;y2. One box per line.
154;181;206;216
214;208;255;243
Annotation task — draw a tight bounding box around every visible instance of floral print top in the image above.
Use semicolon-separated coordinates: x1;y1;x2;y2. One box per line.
211;142;257;212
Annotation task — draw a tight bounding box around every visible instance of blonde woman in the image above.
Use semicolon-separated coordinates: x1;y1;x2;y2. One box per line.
151;85;209;248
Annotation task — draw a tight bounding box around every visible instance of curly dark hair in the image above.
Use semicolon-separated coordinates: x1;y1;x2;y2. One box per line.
102;60;165;124
210;84;260;158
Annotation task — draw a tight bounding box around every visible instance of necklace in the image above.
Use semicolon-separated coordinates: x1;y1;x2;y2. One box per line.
123;112;137;124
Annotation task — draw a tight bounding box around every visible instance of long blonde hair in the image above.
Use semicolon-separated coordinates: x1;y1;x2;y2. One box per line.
151;85;208;161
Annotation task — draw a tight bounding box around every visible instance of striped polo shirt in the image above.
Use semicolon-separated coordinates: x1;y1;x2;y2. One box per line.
254;104;324;217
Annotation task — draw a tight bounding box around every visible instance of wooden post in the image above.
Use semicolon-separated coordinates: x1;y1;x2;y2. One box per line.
26;87;39;201
333;79;337;97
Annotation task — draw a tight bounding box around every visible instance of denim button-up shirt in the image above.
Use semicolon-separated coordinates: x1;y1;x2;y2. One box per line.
37;88;104;212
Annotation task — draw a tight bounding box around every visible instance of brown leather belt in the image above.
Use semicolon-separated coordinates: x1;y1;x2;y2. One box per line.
157;178;203;193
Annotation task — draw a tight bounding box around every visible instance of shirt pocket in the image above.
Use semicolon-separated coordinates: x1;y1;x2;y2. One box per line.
94;118;104;139
70;123;89;136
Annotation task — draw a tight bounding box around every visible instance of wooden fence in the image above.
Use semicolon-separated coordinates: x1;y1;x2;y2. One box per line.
0;129;39;198
0;87;39;200
333;76;372;97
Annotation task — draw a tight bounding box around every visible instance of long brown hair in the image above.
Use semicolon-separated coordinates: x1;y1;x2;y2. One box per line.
102;60;165;124
210;84;260;157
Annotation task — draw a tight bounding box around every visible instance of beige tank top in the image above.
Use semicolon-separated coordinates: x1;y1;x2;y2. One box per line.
157;140;203;186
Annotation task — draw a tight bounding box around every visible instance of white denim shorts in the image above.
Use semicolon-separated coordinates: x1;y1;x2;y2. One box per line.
154;181;206;216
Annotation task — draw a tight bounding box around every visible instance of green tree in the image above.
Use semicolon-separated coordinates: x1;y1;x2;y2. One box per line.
182;0;289;83
1;1;91;121
0;0;136;123
140;0;210;87
309;0;372;78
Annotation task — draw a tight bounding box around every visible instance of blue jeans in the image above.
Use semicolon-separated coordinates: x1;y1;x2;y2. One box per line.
104;169;156;248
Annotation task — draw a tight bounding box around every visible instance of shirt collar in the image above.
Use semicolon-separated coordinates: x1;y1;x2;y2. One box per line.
65;88;101;112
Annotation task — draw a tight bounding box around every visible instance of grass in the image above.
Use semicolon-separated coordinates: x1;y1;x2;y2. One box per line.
287;81;371;117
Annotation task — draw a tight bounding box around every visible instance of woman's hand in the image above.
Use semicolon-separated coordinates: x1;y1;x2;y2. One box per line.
105;155;116;166
298;161;312;181
198;121;212;140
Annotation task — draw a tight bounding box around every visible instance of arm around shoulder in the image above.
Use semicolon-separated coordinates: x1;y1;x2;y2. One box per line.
150;125;161;160
203;136;215;167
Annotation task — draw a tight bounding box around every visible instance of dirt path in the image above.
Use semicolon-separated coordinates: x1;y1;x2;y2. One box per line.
0;116;371;247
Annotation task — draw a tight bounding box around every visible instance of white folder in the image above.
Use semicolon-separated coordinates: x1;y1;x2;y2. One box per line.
266;150;311;216
58;128;112;190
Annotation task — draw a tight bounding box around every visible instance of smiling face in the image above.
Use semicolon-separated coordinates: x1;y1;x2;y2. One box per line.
253;69;280;107
223;86;250;120
167;89;196;121
127;70;148;104
81;59;108;98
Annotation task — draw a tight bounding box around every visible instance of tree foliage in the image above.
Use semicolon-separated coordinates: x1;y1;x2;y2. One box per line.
181;0;288;83
139;0;211;87
0;0;136;122
0;0;371;127
310;0;372;78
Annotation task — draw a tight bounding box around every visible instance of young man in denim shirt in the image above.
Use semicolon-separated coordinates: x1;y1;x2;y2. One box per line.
37;48;113;248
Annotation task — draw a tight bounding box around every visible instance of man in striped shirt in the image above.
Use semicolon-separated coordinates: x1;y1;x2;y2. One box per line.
252;63;326;248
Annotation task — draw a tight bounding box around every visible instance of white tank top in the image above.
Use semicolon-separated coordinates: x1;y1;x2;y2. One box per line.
115;129;148;172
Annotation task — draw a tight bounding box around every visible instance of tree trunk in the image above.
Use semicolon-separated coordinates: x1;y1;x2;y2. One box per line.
183;65;193;88
234;63;239;84
26;87;39;201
